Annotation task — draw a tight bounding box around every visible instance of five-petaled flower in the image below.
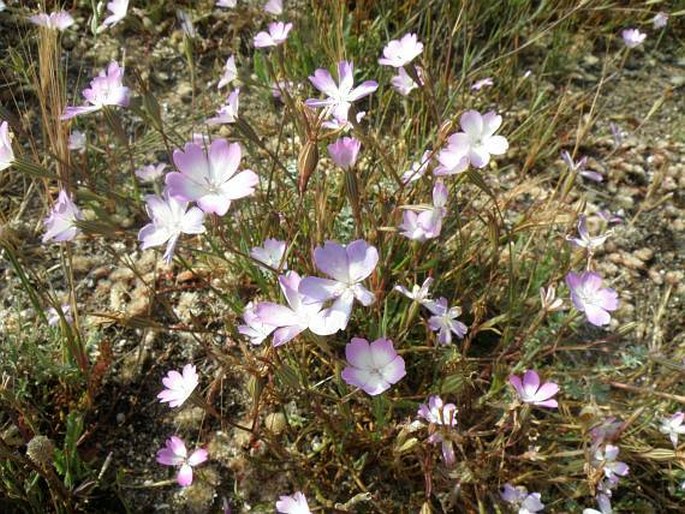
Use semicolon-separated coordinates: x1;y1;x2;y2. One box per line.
592;444;629;481
401;150;432;184
29;11;75;31
101;0;129;30
561;151;603;182
399;180;448;241
567;215;611;250
276;491;311;514
390;66;422;96
566;271;619;327
250;238;287;270
207;89;240;125
509;370;559;408
218;55;237;90
328;137;361;170
157;364;199;408
394;277;435;307
341;337;406;396
61;61;131;120
254;21;292;48
426;297;468;345
156;436;208;487
659;412;685;448
0;120;15;171
166;138;258;216
305;61;378;122
43;190;84;243
621;28;646;48
138;192;206;263
378;33;423;67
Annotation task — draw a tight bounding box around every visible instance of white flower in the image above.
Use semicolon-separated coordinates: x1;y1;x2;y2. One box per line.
68;130;86;152
207;89;240;125
659;412;685;447
621;28;646;48
378;33;423;67
135;163;167;182
217;55;237;90
250;238;287;269
0;120;15;171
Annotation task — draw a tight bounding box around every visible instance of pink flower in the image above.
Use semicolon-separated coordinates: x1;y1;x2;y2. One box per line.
621;28;646;48
435;110;508;175
565;271;619;327
659;412;685;447
264;0;283;16
0;120;15;171
561;151;603;182
418;395;457;427
509;370;559;408
341;337;406;396
566;215;611;250
328;137;361;170
254;21;292;48
61;61;130;120
401;150;431;184
378;33;423;67
207;89;240;125
156;436;207;487
592;444;629;481
500;484;545;513
43;190;83;243
138;192;206;263
250;238;287;270
166;139;258;216
305;61;378;121
157;364;199;408
321;111;365;132
238;302;277;345
29;11;74;31
390;66;422;96
276;491;311;514
426;297;467;345
399;180;447;241
216;0;237;7
471;77;494;91
652;12;668;29
135;163;167;182
101;0;128;29
217;55;237;90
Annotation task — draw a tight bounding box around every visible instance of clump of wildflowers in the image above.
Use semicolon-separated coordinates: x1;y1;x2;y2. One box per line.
157;364;199;408
566;271;619;327
42;190;83;243
341;337;406;396
276;491;311;514
156;436;207;487
61;61;131;120
509;370;559;408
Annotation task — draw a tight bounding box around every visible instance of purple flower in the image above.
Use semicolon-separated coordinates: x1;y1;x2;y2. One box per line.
157;364;199;408
401;150;431;184
29;11;75;31
341;337;406;396
68;130;86;152
659;412;685;447
42;190;83;243
250;238;287;270
399;180;448;241
509;370;559;408
652;12;668;29
566;215;610;250
47;304;73;327
135;163;167;182
254;21;292;48
328;137;361;170
418;395;457;427
218;55;237;90
156;436;208;487
426;297;467;345
264;0;283;16
500;484;545;513
590;417;622;447
298;240;378;332
101;0;128;29
621;28;646;48
471;77;494;91
593;444;629;481
561;151;603;182
390;66;422;96
276;491;311;514
238;301;277;345
166;139;258;216
394;277;435;307
378;33;423;67
207;89;240;125
435;110;508;175
138;192;206;263
305;61;378;121
61;61;130;120
0;120;15;171
565;271;619;327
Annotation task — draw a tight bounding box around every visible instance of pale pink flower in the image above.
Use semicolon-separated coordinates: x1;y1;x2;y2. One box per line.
254;21;292;48
593;444;629;481
328;137;361;170
276;491;311;514
29;11;75;31
471;77;494;91
622;28;646;48
68;130;86;152
561;151;603;182
509;370;559;408
216;0;237;7
135;163;167;182
101;0;128;29
394;277;435;307
390;66;422;96
0;120;14;171
157;364;199;408
264;0;283;15
401;150;431;184
238;301;277;345
43;190;83;243
217;55;237;90
566;271;619;327
427;297;467;345
399;180;448;241
378;33;423;67
47;304;73;327
566;215;611;250
166;139;258;216
500;484;545;514
659;412;685;447
250;238;287;269
207;89;240;125
341;337;406;396
61;61;130;120
652;12;668;29
418;395;457;427
156;436;208;487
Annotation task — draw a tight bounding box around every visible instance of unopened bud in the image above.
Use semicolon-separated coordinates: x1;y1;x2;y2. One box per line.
297;140;318;194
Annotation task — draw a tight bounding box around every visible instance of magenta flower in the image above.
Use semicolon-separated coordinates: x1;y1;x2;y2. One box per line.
238;302;277;345
166;139;258;216
593;444;629;481
157;364;199;408
435;110;508;175
29;11;75;31
254;21;292;48
207;89;240;125
567;215;611;250
418;395;457;427
251;238;287;270
298;239;378;332
378;33;423;67
399;180;448;241
566;271;619;327
0;120;15;171
394;277;435;307
500;484;545;513
328;137;361;170
401;150;431;184
471;77;494;91
156;436;207;487
264;0;284;16
621;28;646;48
101;0;128;29
68;130;86;152
426;297;467;345
390;66;422;96
341;337;406;396
276;491;311;514
43;190;83;243
659;412;685;447
138;192;206;263
509;370;559;408
561;151;603;182
218;55;237;90
61;61;130;120
653;12;668;29
47;304;73;327
305;61;378;121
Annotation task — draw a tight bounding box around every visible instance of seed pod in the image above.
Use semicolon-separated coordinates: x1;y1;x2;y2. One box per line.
297;139;318;194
